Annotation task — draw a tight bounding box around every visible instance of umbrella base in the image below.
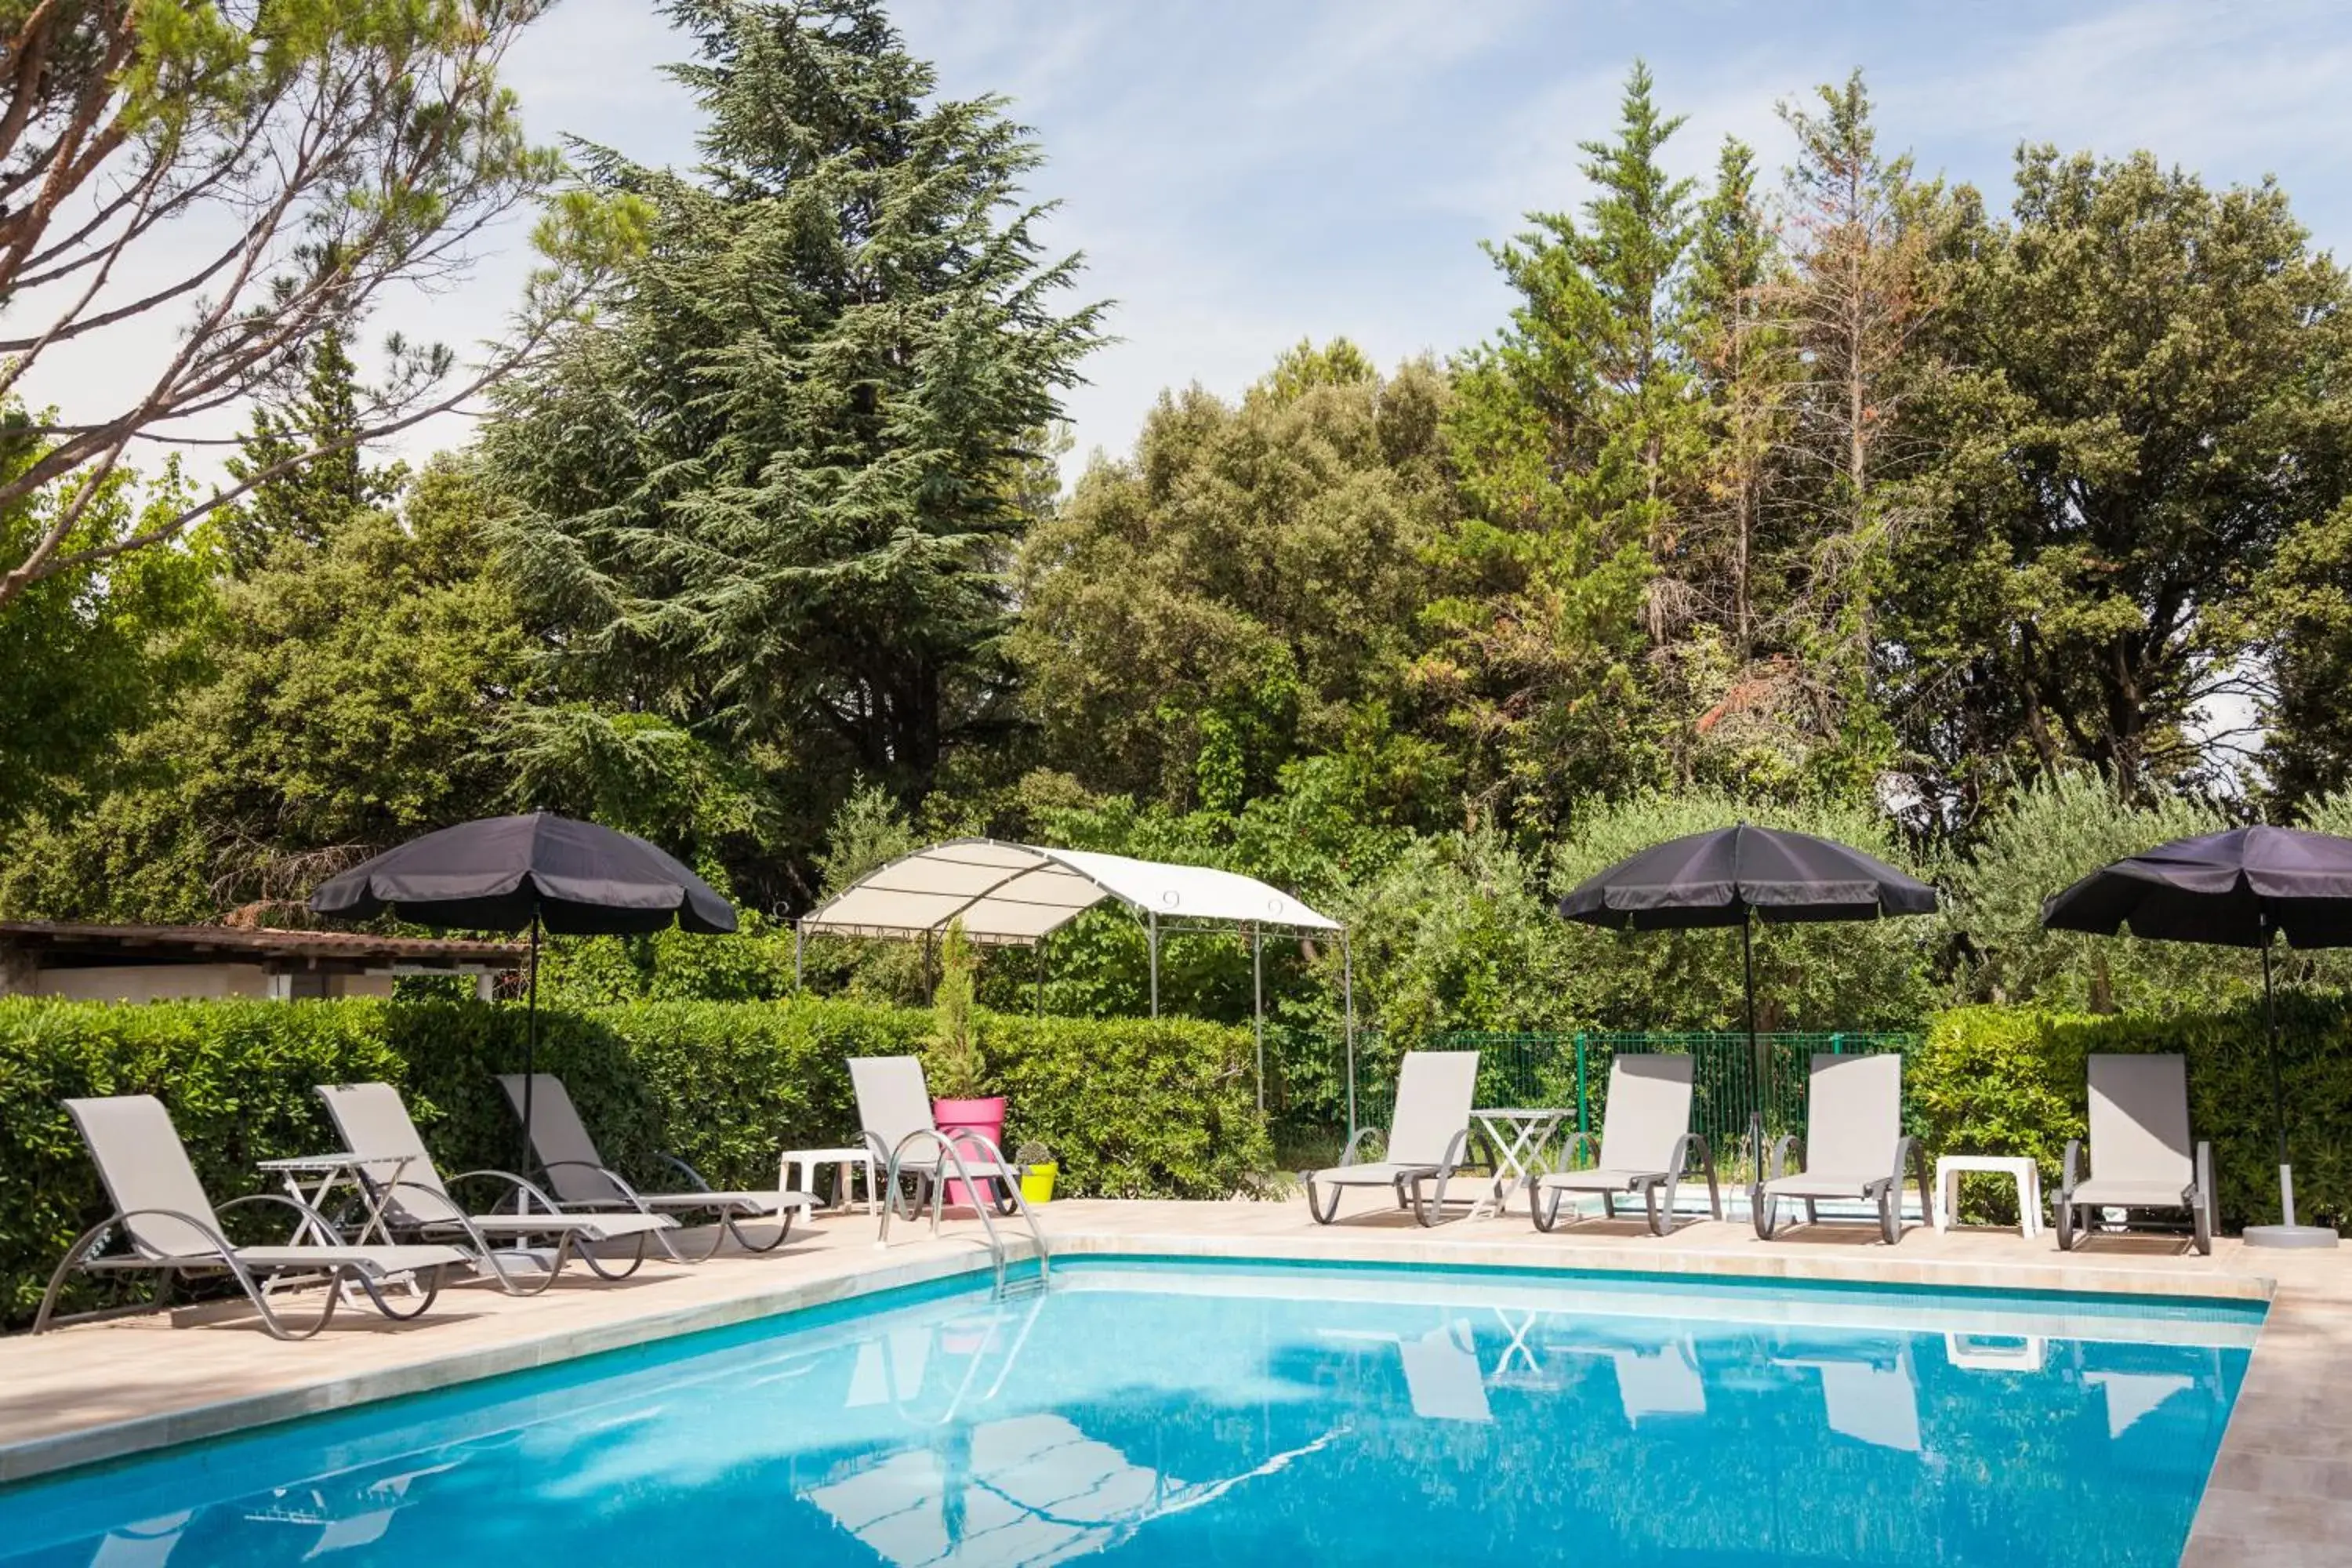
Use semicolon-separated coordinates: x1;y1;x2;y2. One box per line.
2244;1223;2339;1249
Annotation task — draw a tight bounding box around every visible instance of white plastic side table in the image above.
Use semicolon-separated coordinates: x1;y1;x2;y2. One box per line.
780;1146;877;1214
1934;1155;2042;1240
1468;1108;1570;1220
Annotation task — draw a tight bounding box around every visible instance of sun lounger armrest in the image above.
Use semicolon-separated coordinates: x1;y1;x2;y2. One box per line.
1893;1134;1930;1229
1559;1129;1598;1171
2193;1140;2214;1207
216;1191;347;1246
2060;1138;2083;1204
71;1207;236;1265
1438;1129;1469;1177
446;1168;566;1218
35;1207;249;1334
650;1151;716;1193
541;1160;651;1207
1337;1127;1385;1168
1748;1112;1796;1185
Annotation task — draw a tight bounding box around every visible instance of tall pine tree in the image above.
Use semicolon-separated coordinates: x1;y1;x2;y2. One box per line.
220;330;403;577
487;0;1103;851
1428;62;1708;823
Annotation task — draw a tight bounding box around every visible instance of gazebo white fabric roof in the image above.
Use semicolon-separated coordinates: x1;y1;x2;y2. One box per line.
797;837;1339;946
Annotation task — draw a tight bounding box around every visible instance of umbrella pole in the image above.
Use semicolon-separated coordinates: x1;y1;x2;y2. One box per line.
1741;909;1762;1138
2263;930;2292;1227
521;910;539;1178
1343;930;1356;1143
1253;923;1265;1113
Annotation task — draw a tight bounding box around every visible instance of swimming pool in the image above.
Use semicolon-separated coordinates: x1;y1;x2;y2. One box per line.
0;1257;2259;1566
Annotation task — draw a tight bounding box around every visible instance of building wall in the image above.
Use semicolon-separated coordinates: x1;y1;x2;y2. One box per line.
31;964;273;1003
21;966;401;1002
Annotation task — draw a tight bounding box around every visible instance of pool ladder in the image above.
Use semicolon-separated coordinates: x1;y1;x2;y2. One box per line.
877;1130;1051;1300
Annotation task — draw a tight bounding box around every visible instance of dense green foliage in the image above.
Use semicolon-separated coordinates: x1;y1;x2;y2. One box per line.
0;459;532;921
0;996;1272;1325
12;13;2352;1108
1013;344;1456;815
1911;1002;2352;1232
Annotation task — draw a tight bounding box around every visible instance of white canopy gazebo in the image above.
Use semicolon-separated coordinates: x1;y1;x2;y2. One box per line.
795;839;1352;1116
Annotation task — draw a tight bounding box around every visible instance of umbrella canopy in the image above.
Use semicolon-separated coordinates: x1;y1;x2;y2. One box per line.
310;813;735;935
1558;823;1937;931
2042;825;2352;1247
310;813;735;1172
2039;825;2352;948
1558;825;1937;1123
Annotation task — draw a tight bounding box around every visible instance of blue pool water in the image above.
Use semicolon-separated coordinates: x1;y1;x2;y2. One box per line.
0;1258;2258;1567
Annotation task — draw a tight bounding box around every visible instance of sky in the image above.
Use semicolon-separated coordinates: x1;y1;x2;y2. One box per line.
24;0;2352;488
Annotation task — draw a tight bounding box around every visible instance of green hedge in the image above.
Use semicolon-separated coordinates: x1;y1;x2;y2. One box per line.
0;1000;414;1328
9;989;2339;1327
1911;1000;2352;1232
0;996;1272;1327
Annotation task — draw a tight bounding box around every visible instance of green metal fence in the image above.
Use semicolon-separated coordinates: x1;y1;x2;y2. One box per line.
1330;1029;1918;1177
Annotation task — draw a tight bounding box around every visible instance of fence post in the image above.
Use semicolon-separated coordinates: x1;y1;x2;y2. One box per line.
1831;1032;1845;1055
1575;1033;1588;1134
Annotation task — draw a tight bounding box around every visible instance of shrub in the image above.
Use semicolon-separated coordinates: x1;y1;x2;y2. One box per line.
1937;772;2252;1011
1912;1000;2352;1232
0;994;1271;1327
985;1013;1275;1199
924;918;985;1099
0;999;411;1327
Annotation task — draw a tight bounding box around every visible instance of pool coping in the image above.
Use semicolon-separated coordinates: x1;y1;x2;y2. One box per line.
0;1243;1000;1485
0;1209;2285;1486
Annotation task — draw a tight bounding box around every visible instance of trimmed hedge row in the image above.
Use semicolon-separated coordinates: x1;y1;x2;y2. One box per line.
1910;1000;2352;1232
0;996;1271;1327
6;992;2343;1324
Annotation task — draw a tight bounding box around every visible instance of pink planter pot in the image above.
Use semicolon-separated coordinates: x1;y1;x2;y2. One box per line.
931;1094;1007;1210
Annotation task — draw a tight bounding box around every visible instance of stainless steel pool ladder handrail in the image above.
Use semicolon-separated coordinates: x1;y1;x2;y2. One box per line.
877;1128;1050;1296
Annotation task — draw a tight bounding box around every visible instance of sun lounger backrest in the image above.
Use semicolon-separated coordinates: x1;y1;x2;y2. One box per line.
64;1095;225;1258
1802;1053;1902;1178
499;1074;627;1205
1595;1054;1694;1172
2087;1054;2193;1190
1386;1051;1479;1166
315;1083;466;1226
851;1056;943;1163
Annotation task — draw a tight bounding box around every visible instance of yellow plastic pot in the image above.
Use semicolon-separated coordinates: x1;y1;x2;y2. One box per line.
1020;1162;1058;1205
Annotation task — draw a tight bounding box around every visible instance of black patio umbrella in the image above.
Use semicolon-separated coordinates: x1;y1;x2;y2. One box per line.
1558;822;1938;1087
2042;824;2352;1248
310;813;736;1167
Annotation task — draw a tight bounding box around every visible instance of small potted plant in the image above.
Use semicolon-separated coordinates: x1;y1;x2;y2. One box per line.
924;918;1003;1208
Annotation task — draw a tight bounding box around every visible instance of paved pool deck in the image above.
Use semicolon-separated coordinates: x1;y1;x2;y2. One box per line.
2;1196;2346;1563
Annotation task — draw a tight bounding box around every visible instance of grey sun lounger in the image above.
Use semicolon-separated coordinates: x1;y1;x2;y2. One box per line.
1301;1050;1479;1226
1751;1053;1932;1246
1530;1054;1720;1236
34;1095;470;1340
318;1082;676;1292
2056;1054;2216;1255
850;1056;1025;1221
499;1073;818;1261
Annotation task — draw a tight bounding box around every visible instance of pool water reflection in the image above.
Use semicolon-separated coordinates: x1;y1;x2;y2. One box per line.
0;1259;2257;1567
